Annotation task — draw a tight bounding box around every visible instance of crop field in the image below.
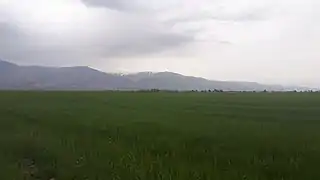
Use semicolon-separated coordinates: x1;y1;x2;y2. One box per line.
1;92;320;180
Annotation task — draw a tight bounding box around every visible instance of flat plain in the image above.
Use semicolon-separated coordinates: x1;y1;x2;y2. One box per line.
1;91;320;180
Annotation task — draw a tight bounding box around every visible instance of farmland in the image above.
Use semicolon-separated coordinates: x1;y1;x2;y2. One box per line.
1;91;320;180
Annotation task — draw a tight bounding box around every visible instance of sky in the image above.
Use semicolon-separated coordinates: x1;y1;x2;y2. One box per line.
0;0;319;87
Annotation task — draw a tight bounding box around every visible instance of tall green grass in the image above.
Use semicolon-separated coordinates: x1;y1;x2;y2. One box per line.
0;92;320;179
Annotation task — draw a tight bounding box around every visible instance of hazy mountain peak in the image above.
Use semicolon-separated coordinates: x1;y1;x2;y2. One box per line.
156;71;183;76
133;71;156;76
0;59;18;71
0;59;16;66
63;66;98;72
131;71;184;77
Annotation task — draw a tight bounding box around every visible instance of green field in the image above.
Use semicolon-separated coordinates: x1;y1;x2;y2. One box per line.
1;92;320;180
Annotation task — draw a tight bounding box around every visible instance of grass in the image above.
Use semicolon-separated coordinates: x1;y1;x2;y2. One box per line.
0;91;320;179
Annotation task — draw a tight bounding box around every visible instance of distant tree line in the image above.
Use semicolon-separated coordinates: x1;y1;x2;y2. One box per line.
134;89;225;93
131;89;320;93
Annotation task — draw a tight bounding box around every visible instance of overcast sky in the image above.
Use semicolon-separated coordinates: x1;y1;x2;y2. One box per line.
0;0;319;86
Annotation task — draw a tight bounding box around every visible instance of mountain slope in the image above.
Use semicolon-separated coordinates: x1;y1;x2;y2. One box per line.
0;60;296;91
127;72;285;91
0;60;133;90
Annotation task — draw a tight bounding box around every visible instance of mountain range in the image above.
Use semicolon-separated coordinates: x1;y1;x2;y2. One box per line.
0;59;311;91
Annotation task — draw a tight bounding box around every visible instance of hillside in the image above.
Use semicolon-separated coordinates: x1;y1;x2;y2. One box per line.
0;60;294;91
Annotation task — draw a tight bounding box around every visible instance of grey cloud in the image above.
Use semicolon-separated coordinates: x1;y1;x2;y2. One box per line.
82;0;270;22
0;0;195;65
99;32;192;58
0;17;192;65
82;0;272;46
81;0;136;11
80;0;177;12
0;0;230;66
0;23;33;54
164;7;272;26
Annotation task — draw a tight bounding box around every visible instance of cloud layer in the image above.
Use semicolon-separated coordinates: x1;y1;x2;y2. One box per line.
0;0;320;86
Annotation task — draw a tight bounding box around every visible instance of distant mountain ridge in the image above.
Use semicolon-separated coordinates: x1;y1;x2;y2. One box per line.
0;60;311;91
